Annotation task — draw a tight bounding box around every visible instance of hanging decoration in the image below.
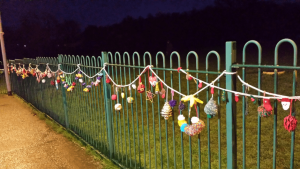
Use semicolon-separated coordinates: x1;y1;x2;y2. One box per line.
112;86;117;100
250;95;256;104
221;90;226;102
161;89;172;120
198;80;203;88
132;84;136;89
181;95;203;108
178;101;185;111
115;103;122;111
121;88;125;99
127;97;134;103
279;98;291;110
106;76;111;84
186;72;193;81
257;93;273;117
149;73;157;87
178;104;205;136
283;99;297;132
137;76;145;93
155;83;160;94
235;94;239;102
160;81;166;99
204;97;218;118
169;90;177;107
146;70;155;102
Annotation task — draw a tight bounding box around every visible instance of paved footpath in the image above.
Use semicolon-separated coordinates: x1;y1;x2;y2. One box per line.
0;94;102;169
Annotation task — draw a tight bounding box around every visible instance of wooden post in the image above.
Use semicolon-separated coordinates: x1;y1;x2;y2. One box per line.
0;12;12;95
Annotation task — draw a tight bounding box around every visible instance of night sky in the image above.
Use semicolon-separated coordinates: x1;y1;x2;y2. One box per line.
0;0;213;29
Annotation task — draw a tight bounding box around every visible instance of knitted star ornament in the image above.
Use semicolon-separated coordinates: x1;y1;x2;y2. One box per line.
284;99;297;132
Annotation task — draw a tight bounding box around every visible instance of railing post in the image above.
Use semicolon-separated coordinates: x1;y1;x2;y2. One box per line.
102;51;114;159
58;55;69;129
226;41;237;169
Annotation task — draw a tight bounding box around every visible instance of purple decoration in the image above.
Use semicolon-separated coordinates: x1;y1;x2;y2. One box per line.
65;85;69;88
169;100;177;107
82;82;86;86
75;77;79;80
62;81;66;84
78;71;81;74
91;82;94;85
97;76;101;80
178;102;185;111
86;85;92;88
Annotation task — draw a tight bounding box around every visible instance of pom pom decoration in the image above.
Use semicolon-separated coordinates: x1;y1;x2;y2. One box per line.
169;100;177;107
127;97;134;103
112;94;117;100
178;102;185;111
235;94;239;102
284;115;297;132
42;79;46;83
114;103;122;111
282;99;297;132
169;90;177;107
204;97;218;117
137;76;145;93
161;102;172;120
72;82;76;86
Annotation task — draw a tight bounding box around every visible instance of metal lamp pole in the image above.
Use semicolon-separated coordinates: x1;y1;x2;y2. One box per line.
0;12;12;96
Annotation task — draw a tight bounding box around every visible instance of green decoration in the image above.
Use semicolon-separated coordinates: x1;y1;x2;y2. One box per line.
221;90;226;102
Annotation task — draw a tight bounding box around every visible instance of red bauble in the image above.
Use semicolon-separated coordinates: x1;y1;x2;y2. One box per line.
106;77;111;83
111;94;117;100
50;81;55;86
235;94;239;102
284;115;297;132
72;82;76;86
211;87;214;94
198;82;202;88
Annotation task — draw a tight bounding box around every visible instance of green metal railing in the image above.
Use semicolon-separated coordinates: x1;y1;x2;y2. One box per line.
1;39;299;168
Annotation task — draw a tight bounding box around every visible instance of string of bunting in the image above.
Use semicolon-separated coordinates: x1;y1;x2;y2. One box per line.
7;62;298;134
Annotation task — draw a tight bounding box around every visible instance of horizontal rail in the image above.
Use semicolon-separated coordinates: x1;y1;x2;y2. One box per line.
232;64;300;70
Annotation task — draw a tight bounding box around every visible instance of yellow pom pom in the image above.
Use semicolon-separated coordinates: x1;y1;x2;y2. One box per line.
178;120;187;127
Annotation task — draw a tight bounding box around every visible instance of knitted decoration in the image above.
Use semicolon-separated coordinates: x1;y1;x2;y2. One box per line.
263;98;273;112
127;97;134;103
161;102;172;120
169;100;177;107
283;99;297;132
115;103;122;111
50;80;55;86
204;97;218;117
257;105;272;117
137;76;145;93
221;90;226;102
184;117;205;136
250;95;256;104
178;102;185;111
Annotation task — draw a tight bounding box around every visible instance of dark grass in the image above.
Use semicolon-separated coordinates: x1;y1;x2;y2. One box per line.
4;45;300;168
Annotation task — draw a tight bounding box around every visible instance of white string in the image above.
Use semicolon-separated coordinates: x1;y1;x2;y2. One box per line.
15;62;300;100
103;65;150;88
148;67;186;97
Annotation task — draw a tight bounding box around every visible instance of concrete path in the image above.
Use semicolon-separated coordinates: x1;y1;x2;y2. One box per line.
0;94;102;169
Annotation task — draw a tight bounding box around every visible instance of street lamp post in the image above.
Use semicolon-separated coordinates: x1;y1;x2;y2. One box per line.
0;13;12;96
